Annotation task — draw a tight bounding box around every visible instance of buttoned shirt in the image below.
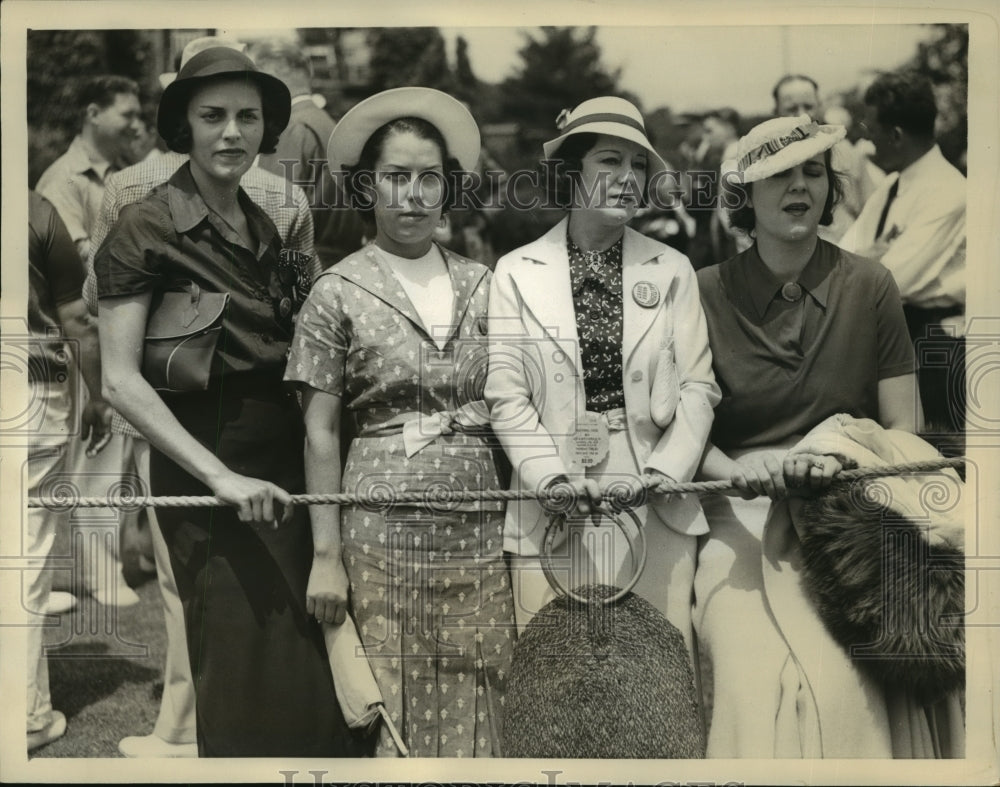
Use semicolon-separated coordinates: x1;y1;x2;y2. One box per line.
86;153;316;437
698;239;914;449
839;145;965;313
567;234;625;411
95;163;298;383
35;135;117;249
84;151;316;314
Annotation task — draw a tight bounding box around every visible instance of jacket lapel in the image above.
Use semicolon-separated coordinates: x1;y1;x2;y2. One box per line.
508;218;581;373
621;227;668;367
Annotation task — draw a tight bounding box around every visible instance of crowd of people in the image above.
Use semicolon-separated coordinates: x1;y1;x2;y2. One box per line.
25;34;967;759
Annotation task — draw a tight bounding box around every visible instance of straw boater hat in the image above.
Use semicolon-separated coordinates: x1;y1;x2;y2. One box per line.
542;96;668;175
729;113;846;184
325;87;481;172
156;47;291;147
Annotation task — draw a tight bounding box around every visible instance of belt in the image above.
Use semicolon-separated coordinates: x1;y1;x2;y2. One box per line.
597;407;627;432
359;402;492;457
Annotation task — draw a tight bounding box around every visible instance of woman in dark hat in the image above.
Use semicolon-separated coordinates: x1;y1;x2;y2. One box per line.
285;87;513;757
94;47;363;757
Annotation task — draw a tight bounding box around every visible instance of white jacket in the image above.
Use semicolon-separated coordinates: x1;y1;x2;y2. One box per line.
485;218;721;555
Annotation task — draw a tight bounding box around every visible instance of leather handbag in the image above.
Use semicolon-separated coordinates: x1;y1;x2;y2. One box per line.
143;282;229;392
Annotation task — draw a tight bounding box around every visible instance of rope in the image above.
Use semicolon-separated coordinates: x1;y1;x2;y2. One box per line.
26;456;966;510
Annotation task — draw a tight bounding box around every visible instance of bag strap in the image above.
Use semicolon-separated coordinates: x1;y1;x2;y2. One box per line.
540;504;647;606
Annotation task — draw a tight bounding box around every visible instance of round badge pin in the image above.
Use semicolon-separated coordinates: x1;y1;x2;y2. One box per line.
780;282;803;302
632;281;660;308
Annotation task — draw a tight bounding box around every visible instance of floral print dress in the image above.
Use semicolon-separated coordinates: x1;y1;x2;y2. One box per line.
286;244;514;757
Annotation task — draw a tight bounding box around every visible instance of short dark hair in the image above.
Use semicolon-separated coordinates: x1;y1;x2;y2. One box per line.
726;147;844;233
704;107;741;132
864;71;937;139
160;75;284;155
543;132;653;209
771;74;820;106
79;75;140;115
343;117;463;221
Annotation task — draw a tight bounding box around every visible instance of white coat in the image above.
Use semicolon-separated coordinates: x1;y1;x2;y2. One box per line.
485;217;721;556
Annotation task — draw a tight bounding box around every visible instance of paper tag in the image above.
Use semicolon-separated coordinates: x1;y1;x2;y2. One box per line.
568;411;610;468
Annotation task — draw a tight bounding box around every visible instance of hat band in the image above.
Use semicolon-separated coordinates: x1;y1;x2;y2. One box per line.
560;112;647;136
738;122;818;172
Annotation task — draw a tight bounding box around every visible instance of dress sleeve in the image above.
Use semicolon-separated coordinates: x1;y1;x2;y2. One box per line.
874;264;917;379
284;273;350;396
93;200;170;298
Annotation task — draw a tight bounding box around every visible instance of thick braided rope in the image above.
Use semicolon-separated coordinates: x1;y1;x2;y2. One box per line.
27;456;966;509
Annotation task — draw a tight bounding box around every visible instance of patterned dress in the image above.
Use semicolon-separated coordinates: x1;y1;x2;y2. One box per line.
286;244;514;757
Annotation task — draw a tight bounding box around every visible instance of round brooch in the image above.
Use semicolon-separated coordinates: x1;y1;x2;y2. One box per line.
780;282;803;302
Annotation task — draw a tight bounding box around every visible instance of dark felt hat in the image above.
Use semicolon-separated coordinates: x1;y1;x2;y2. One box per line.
156;46;291;148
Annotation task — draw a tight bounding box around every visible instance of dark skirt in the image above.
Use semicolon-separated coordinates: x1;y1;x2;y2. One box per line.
151;374;369;757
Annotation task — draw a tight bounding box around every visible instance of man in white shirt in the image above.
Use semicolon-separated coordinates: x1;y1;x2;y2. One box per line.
770;74;886;242
840;70;966;433
36;75;144;262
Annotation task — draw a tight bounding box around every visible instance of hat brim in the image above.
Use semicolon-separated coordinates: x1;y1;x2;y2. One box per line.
156;70;291;149
326;87;481;173
542;122;668;175
739;125;846;183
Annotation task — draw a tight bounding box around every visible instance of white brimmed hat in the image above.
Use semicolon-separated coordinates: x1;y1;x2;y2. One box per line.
326;87;481;172
542;96;667;174
730;114;846;183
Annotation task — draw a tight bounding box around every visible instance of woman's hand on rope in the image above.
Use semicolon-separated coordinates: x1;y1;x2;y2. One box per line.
208;470;293;527
783;452;843;493
542;474;603;517
307;552;350;626
731;453;788;500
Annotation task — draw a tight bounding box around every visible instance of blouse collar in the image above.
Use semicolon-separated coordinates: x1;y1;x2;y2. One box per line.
166;162;277;259
744;239;836;319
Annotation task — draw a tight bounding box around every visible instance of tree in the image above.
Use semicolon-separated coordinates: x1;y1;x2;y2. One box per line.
497;27;626;132
908;23;967;171
27;29;154;186
453;35;478;105
367;28;454;93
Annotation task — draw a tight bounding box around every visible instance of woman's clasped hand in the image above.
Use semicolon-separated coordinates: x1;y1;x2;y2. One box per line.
729;451;844;499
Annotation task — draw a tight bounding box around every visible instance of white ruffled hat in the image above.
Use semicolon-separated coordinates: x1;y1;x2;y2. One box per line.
728;114;846;183
542;96;667;175
326;87;481;172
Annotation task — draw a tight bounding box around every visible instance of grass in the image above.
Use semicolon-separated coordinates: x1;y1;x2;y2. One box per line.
32;556;167;759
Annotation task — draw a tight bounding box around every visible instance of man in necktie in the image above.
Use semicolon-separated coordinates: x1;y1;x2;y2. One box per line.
839;70;966;434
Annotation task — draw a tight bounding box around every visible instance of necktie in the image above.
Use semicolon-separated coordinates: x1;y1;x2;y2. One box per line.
874;177;900;240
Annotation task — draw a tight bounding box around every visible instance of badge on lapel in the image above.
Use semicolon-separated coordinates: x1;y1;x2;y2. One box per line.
632;281;660;308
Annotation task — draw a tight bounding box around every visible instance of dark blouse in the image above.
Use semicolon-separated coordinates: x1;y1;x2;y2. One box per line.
698;239;915;450
94;163;296;382
567;234;625;412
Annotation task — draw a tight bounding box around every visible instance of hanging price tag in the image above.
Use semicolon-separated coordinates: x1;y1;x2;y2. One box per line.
568;411;610;468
